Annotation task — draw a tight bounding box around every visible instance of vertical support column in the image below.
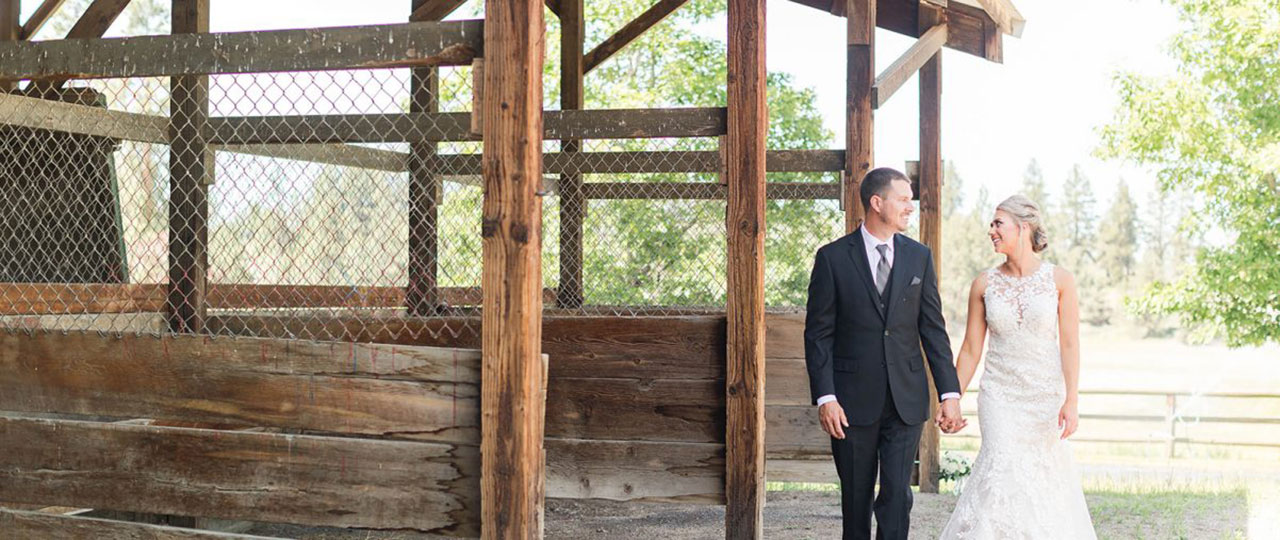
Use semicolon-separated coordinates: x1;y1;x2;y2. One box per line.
167;0;210;334
480;0;547;537
725;0;767;536
407;0;443;316
844;0;874;233
0;1;20;90
556;0;585;309
916;3;944;495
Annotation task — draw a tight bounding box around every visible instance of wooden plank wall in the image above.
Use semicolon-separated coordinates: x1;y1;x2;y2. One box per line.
0;331;484;535
205;314;730;504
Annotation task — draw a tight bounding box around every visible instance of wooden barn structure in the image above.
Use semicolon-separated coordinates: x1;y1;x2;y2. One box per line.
0;0;1022;538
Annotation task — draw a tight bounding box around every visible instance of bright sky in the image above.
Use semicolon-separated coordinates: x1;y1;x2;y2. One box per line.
26;0;1184;208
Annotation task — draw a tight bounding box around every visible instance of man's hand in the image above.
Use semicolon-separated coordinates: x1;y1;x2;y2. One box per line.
937;398;967;433
819;401;849;440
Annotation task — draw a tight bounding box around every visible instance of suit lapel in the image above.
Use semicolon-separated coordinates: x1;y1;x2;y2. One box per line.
883;234;912;322
847;228;886;321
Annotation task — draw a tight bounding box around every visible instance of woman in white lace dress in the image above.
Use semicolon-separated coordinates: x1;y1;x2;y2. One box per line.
939;195;1097;539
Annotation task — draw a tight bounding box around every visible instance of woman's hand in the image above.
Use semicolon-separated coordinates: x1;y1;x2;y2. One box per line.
1058;399;1079;440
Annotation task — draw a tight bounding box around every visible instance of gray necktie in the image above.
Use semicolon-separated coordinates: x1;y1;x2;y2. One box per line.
875;244;891;296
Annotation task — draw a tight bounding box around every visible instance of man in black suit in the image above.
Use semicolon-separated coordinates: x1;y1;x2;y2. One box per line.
805;167;965;540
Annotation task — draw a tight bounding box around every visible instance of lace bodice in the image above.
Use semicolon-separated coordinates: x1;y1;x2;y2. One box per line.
940;261;1097;539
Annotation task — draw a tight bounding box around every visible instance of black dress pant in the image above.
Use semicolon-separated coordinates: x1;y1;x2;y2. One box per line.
830;384;924;540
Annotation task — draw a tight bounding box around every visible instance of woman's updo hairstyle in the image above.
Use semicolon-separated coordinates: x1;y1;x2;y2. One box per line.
996;195;1049;253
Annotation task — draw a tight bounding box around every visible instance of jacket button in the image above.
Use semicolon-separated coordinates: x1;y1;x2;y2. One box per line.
884;330;890;336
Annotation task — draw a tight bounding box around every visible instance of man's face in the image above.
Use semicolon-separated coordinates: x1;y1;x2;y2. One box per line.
873;179;915;232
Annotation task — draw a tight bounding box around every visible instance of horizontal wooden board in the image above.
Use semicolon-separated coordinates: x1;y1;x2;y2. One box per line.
0;331;481;443
580;182;840;200
545;438;723;504
429;149;844;175
0;416;480;534
545;378;724;443
0;508;283;539
0;21;483;80
765;458;836;484
208;314;728;381
765;404;828;458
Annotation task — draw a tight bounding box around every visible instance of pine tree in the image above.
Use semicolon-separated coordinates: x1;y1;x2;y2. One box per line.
1098;179;1138;281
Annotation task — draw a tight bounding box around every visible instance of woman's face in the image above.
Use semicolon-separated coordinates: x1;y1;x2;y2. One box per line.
988;209;1024;255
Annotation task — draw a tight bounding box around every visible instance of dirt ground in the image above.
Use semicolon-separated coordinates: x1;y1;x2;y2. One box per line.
245;487;1251;539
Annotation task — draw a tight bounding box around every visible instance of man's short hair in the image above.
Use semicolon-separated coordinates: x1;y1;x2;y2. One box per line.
859;167;910;211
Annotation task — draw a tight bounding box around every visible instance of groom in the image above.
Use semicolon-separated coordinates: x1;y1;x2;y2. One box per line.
805;167;964;540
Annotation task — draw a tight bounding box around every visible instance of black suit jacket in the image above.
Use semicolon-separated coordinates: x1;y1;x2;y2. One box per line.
803;229;960;426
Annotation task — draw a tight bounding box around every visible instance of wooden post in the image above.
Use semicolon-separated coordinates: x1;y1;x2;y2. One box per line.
916;3;944;494
556;0;585;309
725;0;767;536
407;0;443;316
845;0;874;233
0;0;18;91
480;0;547;536
1166;394;1177;458
167;0;210;334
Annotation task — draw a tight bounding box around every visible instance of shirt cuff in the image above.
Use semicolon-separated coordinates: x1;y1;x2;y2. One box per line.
816;394;838;407
940;392;961;402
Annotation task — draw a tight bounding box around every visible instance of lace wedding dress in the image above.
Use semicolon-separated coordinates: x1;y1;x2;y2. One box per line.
939;262;1097;539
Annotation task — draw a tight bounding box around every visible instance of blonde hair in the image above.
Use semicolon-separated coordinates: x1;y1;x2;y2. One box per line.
996;195;1049;253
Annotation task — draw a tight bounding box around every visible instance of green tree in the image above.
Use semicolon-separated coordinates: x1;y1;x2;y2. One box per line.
1098;179;1138;281
1099;0;1280;345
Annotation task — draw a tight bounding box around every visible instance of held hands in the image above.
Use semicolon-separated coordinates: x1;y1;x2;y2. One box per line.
937;398;967;434
819;401;849;440
1058;399;1079;439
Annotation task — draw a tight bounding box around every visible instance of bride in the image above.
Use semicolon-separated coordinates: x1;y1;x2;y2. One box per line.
939;195;1097;539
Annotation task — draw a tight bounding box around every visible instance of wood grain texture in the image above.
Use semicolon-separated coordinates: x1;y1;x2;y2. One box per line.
407;0;445;317
916;2;944;494
871;22;947;109
167;0;210;334
545;378;723;443
557;0;585;309
0;21;483;80
725;0;768;533
0;416;481;534
545;438;724;503
0;508;281;539
845;0;875;232
479;0;548;535
0;331;481;443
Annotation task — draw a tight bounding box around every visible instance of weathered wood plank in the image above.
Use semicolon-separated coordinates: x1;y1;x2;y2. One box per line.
219;143;408;172
205;107;726;145
167;0;210;334
0;508;283;539
0;21;483;81
764;404;828;458
871;22;947;109
787;0;998;61
765;458;836;484
580;181;840;200
0;91;168;142
557;0;585;309
0;331;482;442
916;3;945;494
0;416;481;534
407;0;445;317
725;0;768;533
479;0;547;535
545;378;723;443
970;0;1024;37
203;314;728;380
545;438;724;503
430;149;845;175
583;0;688;73
846;0;875;231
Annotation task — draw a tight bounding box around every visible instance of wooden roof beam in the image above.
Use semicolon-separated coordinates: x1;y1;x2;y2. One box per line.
584;0;688;73
970;0;1023;37
871;21;946;109
20;0;68;39
788;0;1005;62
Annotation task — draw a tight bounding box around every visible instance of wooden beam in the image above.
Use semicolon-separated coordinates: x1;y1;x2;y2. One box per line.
0;415;481;533
545;439;724;503
0;509;278;540
786;0;1002;62
845;0;874;232
0;20;483;81
580;181;839;200
871;22;947;109
583;0;688;73
0;0;17;91
725;0;767;534
544;0;560;17
431;149;845;175
63;0;130;38
916;2;944;495
206;107;726;145
971;0;1024;37
407;1;445;317
218;143;408;172
0;331;481;443
546;377;722;443
19;0;66;39
479;0;547;536
558;0;585;309
167;0;209;334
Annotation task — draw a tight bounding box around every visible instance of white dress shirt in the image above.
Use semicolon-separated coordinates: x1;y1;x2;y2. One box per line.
817;226;960;408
